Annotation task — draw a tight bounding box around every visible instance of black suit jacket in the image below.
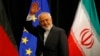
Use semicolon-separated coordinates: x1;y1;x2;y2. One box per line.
25;21;69;56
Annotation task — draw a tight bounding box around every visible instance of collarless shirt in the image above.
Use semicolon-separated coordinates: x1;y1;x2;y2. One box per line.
44;30;50;45
43;25;53;45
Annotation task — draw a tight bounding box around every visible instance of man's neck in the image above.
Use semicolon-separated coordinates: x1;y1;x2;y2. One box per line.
45;24;53;31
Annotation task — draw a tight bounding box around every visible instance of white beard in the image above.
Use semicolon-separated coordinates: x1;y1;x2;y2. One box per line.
42;24;53;31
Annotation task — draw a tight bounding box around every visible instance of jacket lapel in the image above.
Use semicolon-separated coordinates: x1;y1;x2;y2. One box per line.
44;26;55;46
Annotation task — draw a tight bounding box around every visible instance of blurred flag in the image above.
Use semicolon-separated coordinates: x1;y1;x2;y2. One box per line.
0;25;19;56
0;0;18;56
19;0;50;56
68;0;100;56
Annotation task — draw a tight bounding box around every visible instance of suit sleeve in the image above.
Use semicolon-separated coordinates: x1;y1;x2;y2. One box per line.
59;29;69;56
24;20;38;37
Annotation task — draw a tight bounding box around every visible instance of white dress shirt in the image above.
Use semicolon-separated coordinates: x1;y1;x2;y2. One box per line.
41;25;53;56
26;14;36;21
44;30;50;45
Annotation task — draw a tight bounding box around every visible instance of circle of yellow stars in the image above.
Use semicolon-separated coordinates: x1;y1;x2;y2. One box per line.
21;37;33;56
21;15;37;56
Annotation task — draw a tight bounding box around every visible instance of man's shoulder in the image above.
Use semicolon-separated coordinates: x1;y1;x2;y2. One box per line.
52;26;67;35
53;26;65;32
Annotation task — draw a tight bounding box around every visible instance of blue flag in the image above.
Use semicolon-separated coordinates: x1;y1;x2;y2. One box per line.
19;0;50;56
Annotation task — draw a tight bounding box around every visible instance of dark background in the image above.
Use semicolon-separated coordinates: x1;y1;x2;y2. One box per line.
2;0;100;48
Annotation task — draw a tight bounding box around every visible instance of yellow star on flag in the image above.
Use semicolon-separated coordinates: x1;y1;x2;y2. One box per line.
31;15;36;22
22;37;28;44
26;48;32;56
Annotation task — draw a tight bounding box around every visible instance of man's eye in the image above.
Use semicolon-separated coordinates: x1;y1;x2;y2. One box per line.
45;19;48;21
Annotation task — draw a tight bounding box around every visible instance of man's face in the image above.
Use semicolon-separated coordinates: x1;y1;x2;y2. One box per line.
39;14;52;30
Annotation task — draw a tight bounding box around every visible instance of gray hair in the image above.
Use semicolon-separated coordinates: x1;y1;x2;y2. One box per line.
38;12;51;19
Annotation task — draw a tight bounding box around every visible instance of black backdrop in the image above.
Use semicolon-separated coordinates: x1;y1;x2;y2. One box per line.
2;0;100;48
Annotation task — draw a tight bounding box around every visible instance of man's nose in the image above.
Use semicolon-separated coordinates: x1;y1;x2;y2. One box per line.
43;20;47;24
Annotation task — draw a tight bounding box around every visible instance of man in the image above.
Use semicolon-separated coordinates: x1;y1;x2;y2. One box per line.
25;12;68;56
